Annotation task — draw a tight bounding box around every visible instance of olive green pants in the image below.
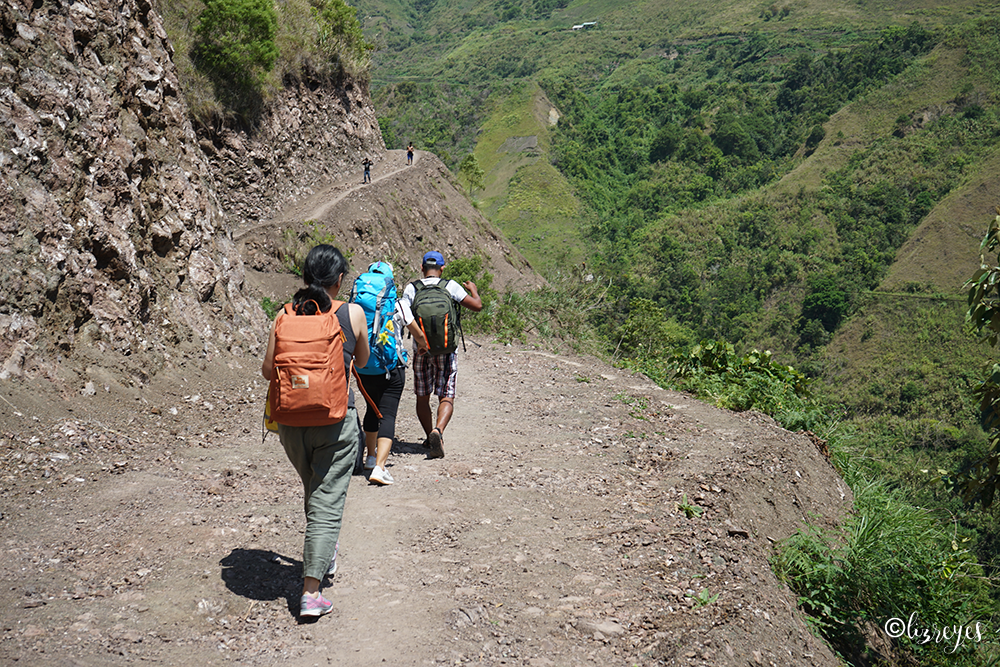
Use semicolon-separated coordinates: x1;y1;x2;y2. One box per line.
278;409;360;582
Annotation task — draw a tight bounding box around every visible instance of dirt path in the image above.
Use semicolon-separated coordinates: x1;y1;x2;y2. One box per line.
233;149;417;241
0;337;847;666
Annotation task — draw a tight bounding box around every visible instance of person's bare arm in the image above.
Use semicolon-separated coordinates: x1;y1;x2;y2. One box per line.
461;281;483;312
261;318;278;381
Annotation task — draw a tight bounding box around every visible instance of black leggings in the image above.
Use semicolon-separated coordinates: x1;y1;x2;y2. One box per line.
358;365;405;440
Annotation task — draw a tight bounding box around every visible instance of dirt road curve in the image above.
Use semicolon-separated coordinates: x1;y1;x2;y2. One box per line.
233;149;415;242
0;335;847;666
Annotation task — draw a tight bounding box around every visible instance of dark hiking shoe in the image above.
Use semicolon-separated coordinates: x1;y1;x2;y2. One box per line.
426;429;445;459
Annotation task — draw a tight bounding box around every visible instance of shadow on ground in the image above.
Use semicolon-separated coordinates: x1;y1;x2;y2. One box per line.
220;548;303;617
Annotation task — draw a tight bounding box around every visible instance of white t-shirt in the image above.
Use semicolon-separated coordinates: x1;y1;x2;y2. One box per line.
399;277;468;326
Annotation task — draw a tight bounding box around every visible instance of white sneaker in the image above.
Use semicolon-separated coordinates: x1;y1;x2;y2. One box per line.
369;465;394;485
364;455;376;470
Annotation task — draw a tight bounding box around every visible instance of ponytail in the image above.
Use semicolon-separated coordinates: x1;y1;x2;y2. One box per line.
291;284;332;315
291;244;348;315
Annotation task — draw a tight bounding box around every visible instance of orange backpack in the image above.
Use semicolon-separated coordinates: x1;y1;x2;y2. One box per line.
268;302;350;427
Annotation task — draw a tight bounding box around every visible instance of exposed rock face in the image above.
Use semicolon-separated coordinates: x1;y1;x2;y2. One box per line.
0;0;256;385
0;0;385;389
203;76;385;227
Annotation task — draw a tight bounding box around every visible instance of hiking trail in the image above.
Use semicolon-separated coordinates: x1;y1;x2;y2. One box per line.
0;150;849;666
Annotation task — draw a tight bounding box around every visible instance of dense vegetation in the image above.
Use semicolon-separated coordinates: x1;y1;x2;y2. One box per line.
160;0;372;128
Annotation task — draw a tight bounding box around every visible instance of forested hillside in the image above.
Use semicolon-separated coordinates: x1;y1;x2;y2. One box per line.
354;0;1000;663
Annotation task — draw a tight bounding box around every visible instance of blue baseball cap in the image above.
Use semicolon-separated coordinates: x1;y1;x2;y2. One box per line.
422;251;445;268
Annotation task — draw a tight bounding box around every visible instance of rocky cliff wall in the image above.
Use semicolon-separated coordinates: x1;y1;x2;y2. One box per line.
0;0;384;393
202;74;385;227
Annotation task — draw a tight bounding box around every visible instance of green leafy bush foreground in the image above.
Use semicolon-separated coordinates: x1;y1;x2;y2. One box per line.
773;462;998;666
960;213;1000;509
666;340;823;432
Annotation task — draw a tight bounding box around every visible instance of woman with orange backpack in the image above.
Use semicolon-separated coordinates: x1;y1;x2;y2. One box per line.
261;244;369;618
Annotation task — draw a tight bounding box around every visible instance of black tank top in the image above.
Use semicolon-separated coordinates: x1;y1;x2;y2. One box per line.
334;303;356;409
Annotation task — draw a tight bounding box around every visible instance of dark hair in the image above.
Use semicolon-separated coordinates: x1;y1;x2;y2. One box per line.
292;245;348;315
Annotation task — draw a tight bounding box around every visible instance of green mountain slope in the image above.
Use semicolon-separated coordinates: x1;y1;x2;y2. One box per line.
358;0;1000;357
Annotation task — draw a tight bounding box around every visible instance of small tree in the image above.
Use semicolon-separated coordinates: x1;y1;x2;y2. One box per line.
312;0;373;72
800;274;849;332
458;154;485;196
613;298;690;360
961;213;1000;507
649;122;683;162
804;124;825;151
194;0;278;87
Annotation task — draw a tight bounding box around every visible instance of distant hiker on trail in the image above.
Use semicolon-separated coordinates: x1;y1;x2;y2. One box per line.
350;261;415;485
362;157;373;184
400;251;482;459
261;244;369;619
407;143;414;165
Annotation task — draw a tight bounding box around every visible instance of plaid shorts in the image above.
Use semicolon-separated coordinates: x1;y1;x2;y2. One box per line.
412;351;458;398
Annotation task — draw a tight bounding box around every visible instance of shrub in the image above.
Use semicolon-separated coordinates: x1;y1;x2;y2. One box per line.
379;118;398;150
800;274;850;332
649;123;683;162
668;340;819;426
805;124;825;151
442;254;496;335
277;221;349;275
458;154;485;196
613;298;692;360
773;467;994;666
261;296;282;320
311;0;372;76
194;0;278;87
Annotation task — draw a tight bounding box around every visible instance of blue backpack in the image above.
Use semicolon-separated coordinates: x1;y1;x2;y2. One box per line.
350;262;408;375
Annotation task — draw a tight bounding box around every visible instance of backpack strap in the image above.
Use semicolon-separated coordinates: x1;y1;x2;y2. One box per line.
338;302;382;418
445;280;467;353
371;280;391;346
351;362;383;420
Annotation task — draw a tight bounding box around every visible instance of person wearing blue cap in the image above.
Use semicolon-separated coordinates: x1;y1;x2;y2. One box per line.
399;250;482;458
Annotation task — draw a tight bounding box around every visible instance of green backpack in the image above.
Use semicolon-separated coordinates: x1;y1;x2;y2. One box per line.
411;279;464;355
